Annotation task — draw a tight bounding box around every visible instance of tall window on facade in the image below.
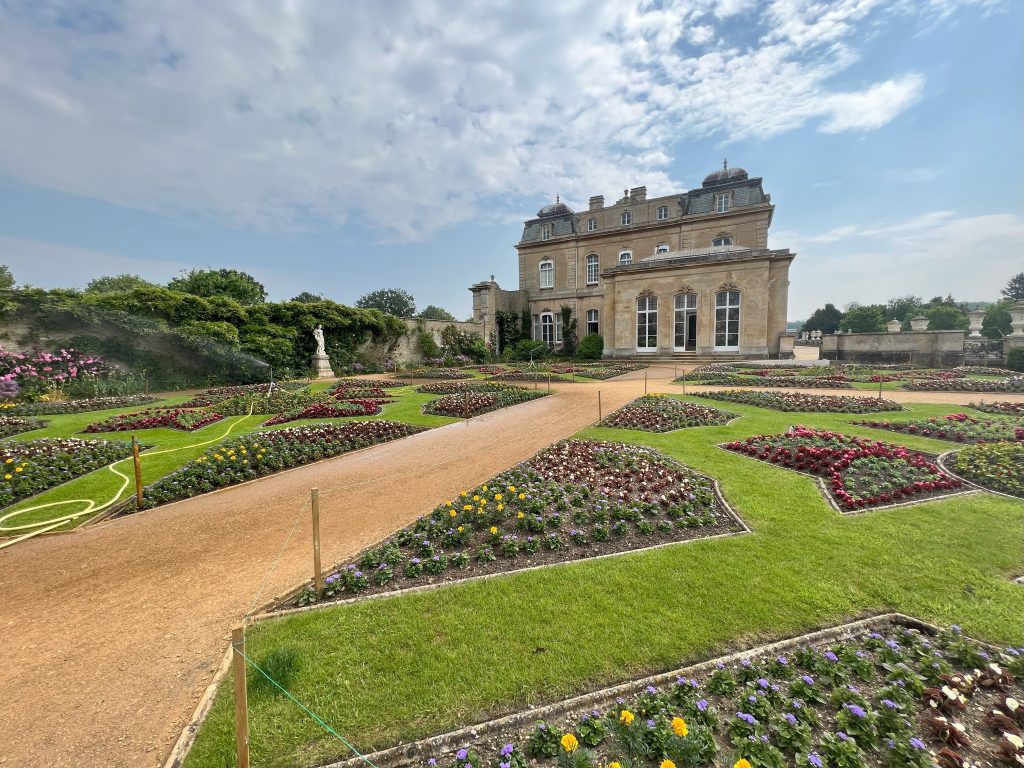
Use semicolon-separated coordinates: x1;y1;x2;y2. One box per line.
716;193;731;213
618;250;633;266
586;309;599;336
655;244;670;254
587;218;597;232
657;205;669;220
712;234;733;246
636;295;658;351
532;314;540;340
540;312;554;345
620;210;632;226
539;260;554;289
714;290;741;350
555;314;563;343
541;223;552;240
586;254;599;285
674;293;697;352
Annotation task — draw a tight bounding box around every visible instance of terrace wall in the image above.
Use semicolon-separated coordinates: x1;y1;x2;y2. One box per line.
819;330;966;367
391;318;486;366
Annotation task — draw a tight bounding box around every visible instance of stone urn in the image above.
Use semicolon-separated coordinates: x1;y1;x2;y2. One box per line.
967;309;985;338
886;319;902;333
909;316;929;331
1010;300;1024;337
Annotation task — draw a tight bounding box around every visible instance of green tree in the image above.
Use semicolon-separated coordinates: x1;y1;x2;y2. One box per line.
168;268;267;306
291;291;325;303
841;305;885;333
559;305;578;356
418;304;456;321
982;299;1013;338
86;274;156;293
0;265;15;290
884;295;922;323
803;303;843;334
1002;272;1024;301
922;304;968;331
355;288;416;317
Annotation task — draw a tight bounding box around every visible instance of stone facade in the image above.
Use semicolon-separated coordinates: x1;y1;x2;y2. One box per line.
819;330;967;368
470;163;796;360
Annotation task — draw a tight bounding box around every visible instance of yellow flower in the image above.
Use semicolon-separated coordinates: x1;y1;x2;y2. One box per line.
3;473;11;480
734;761;752;768
460;490;468;497
608;763;622;768
517;511;524;519
508;485;516;492
489;526;498;535
619;710;635;725
671;717;688;738
497;504;504;512
464;504;473;511
482;485;488;492
457;526;464;532
4;458;12;464
14;466;22;473
560;734;579;753
494;493;503;501
449;509;458;517
660;761;676;768
446;500;453;506
480;498;487;505
473;495;480;502
518;493;526;500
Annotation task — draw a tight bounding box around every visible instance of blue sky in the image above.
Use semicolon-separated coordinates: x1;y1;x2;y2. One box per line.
0;0;1021;320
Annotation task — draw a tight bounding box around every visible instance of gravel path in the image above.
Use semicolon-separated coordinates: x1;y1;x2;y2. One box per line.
1;366;1020;768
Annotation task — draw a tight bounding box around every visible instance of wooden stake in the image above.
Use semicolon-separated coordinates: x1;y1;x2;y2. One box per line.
232;626;250;768
598;390;602;422
131;435;143;508
547;374;551;393
463;389;469;418
878;378;883;400
682;370;686;394
311;488;323;596
644;370;648;395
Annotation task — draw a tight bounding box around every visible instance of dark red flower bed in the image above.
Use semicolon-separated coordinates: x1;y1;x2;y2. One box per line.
601;396;736;432
423;386;546;417
330;384;391;400
970;400;1024;418
262;400;382;426
853;414;1023;444
83;408;225;433
723;427;963;511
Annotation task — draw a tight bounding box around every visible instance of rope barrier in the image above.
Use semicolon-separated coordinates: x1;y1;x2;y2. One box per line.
244;496;310;619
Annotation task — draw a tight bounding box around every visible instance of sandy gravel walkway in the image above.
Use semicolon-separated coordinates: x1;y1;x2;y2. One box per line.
1;366;1020;768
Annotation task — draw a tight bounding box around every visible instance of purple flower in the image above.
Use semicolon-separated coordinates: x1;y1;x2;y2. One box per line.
499;762;510;768
846;704;867;719
500;745;514;757
882;699;898;709
776;656;788;665
791;699;804;709
837;731;849;742
646;719;656;729
741;658;752;667
353;570;363;578
616;697;626;705
737;712;758;726
801;675;814;685
757;678;770;689
785;713;798;726
808;753;823;768
910;737;926;750
537;723;547;730
748;695;757;704
697;699;708;712
886;640;900;651
885;739;896;749
428;760;437;767
456;749;468;761
645;685;657;694
824;651;838;662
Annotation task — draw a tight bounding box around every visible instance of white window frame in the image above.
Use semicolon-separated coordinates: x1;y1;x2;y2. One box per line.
636;295;658;352
618;250;633;266
555;313;563;343
532;314;540;340
540;312;554;345
586;309;599;336
657;205;669;220
620;210;632;226
540;223;552;240
712;234;733;247
655;243;670;254
539;260;554;289
714;290;741;351
587;217;597;232
673;293;697;352
715;192;731;213
586;254;599;285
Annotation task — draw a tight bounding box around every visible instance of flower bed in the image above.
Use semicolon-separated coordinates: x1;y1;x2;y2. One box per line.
693;390;902;414
333;378;409;389
949;441;1024;497
954;366;1016;376
134;421;425;510
0;416;47;438
902;378;1024;393
213;389;328;416
262;400;382;426
83;408;225;433
175;382;306;408
0;438;134;509
853;414;1024;444
423;386;547;417
293;439;741;605
399;619;1024;768
490;370;555;382
969;401;1024;418
5;394;158;415
403;368;474;380
723;427;963;511
330;384;391;400
601;396;737;432
574;363;647;380
681;368;854;389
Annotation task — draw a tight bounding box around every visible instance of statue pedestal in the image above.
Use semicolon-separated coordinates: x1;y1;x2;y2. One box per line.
311;353;333;379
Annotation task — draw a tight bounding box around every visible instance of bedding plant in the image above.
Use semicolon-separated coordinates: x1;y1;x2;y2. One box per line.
0;415;47;438
82;408;225;433
680;367;854;390
969;401;1024;418
902;378;1024;393
6;394;157;415
853;414;1024;444
293;439;740;605
403;368;475;380
601;396;737;433
262;400;384;426
723;427;963;511
949;441;1024;498
0;437;134;508
692;391;902;414
422;385;547;418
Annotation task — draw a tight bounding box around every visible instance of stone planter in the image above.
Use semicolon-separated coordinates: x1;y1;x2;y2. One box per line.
967;309;985;338
909;316;929;331
886;319;902;333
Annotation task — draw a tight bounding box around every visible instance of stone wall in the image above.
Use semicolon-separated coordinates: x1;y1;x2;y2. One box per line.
819;330;966;368
392;318;485;366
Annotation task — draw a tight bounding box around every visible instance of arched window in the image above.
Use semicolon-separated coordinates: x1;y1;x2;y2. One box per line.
674;293;697;351
586;309;599;335
586;254;599;285
618;250;633;266
712;233;733;247
714;289;741;350
587;218;597;232
636;294;658;351
539;260;554;289
655;243;670;254
540;312;555;345
620;210;632;226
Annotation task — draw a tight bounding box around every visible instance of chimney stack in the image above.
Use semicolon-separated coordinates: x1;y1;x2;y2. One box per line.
629;186;647;202
589;195;604;210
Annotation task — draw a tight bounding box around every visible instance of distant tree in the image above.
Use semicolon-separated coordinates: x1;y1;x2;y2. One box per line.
842;305;886;333
803;303;844;334
355;288;416;317
168;268;267;306
418;304;456;321
86;274;156;293
1002;273;1024;301
982;299;1013;338
884;295;922;323
291;291;325;303
922;304;968;331
0;265;14;290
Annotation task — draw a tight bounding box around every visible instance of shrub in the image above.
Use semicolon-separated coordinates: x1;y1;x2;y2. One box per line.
577;333;603;360
1008;348;1024;373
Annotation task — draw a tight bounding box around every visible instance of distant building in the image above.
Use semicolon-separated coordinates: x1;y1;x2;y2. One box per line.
471;162;795;359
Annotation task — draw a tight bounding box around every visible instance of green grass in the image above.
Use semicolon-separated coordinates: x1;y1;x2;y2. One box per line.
182;395;1024;768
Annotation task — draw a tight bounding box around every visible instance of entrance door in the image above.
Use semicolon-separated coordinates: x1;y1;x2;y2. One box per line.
674;293;697;351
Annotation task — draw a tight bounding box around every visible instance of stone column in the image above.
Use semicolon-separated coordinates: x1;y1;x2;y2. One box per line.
886;319;902;333
966;310;985;338
1009;300;1024;337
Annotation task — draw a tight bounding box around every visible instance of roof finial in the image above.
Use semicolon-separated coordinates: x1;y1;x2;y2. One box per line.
723;158;728;171
555;194;559;204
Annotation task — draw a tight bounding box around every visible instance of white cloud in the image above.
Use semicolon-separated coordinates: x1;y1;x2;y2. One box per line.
0;0;994;239
777;211;1024;316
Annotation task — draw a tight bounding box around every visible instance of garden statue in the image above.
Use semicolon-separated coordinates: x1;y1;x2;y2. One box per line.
311;324;333;379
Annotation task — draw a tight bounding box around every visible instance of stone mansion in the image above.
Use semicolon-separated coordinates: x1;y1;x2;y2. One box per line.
470;163;796;360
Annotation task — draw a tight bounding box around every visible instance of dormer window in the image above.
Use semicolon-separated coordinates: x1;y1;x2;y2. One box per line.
712;234;733;247
539;260;554;289
715;192;731;213
541;223;553;240
655;244;670;254
619;250;633;266
657;205;669;220
620;210;632;226
587;218;597;232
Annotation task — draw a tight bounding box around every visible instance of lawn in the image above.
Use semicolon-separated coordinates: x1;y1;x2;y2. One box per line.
181;396;1024;768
